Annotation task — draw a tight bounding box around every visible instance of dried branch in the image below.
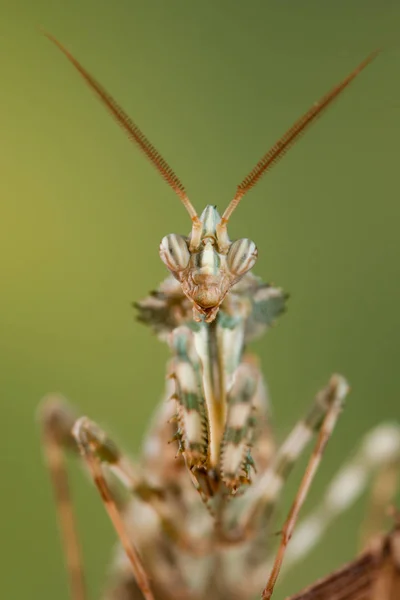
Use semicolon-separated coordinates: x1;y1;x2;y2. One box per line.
286;524;400;600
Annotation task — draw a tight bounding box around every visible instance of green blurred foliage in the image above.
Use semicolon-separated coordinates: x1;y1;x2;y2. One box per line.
1;1;399;598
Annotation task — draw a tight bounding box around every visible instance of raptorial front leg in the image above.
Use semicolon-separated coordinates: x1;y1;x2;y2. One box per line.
220;357;263;492
169;327;211;501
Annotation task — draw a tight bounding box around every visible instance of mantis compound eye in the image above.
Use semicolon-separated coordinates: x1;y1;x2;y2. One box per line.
159;234;190;274
227;238;258;276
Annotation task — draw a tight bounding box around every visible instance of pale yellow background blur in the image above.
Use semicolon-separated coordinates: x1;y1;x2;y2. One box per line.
1;1;400;598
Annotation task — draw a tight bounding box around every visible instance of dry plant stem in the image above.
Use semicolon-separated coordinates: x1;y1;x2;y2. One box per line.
73;420;155;600
41;430;86;600
261;399;343;599
287;524;400;600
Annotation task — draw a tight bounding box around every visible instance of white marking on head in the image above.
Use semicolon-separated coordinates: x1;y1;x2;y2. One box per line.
199;241;217;275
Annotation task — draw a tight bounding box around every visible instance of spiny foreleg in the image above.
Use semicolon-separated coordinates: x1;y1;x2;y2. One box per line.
169;327;212;501
220;357;262;492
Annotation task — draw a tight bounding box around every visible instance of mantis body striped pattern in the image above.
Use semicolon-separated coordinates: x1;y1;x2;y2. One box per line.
39;35;400;600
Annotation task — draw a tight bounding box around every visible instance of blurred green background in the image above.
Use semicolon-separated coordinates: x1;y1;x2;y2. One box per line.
1;1;400;598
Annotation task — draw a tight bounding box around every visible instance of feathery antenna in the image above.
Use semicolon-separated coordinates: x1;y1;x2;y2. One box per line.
221;50;380;225
43;30;199;222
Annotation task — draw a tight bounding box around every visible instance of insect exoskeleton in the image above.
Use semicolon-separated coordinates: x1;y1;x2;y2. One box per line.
40;32;398;600
160;206;258;322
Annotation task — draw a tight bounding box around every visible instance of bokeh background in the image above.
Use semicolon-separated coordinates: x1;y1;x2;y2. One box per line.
1;1;400;598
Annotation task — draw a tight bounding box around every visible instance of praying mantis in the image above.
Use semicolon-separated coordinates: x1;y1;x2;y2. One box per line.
39;34;400;600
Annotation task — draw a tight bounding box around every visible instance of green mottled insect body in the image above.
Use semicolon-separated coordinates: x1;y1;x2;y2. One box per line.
170;327;210;468
164;272;283;494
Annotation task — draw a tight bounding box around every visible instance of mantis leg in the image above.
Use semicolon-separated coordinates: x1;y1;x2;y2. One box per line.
39;396;87;600
39;395;192;600
234;375;349;532
225;375;348;597
278;422;400;573
260;376;347;599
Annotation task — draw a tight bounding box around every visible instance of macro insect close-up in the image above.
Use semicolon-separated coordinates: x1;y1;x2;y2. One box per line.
35;32;400;600
2;3;400;600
